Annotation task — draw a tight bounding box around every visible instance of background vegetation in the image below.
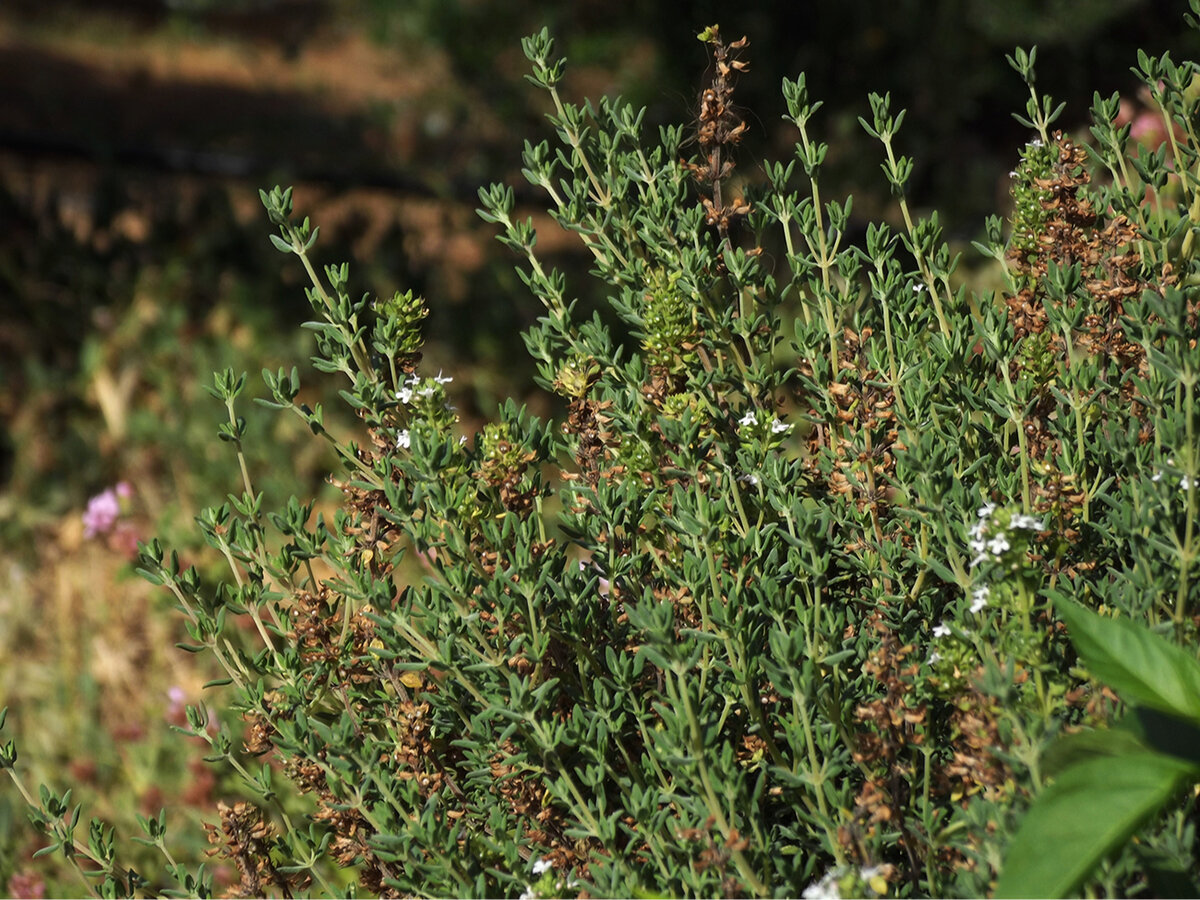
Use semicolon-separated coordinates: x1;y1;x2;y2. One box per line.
2;1;1199;896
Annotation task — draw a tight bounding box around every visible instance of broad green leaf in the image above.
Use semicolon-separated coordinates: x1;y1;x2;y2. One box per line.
1039;723;1149;777
1055;599;1200;724
996;751;1198;899
1041;708;1200;778
1124;706;1200;766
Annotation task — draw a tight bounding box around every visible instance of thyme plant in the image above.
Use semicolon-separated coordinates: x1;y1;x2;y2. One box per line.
6;12;1200;898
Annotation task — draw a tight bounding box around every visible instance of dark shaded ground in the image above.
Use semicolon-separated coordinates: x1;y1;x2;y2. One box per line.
3;0;1199;508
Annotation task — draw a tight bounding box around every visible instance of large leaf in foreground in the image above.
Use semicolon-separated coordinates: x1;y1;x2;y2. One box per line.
1054;598;1200;724
996;750;1197;899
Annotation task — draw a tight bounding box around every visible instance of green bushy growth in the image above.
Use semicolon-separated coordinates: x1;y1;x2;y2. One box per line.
7;12;1200;899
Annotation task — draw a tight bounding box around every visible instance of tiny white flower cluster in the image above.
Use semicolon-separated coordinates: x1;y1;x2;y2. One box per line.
1151;458;1195;491
928;617;973;665
394;371;455;450
802;865;887;900
396;370;454;406
967;503;1042;569
928;504;1043;669
518;858;571;900
801;870;842;900
738;410;791;434
970;583;990;614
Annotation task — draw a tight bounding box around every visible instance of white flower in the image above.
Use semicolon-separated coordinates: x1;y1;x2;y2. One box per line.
770;418;791;434
1010;513;1043;531
802;871;842;900
397;386;414;405
738;410;757;427
397;429;411;450
927;651;943;664
987;533;1011;556
532;858;552;876
1152;470;1163;482
977;502;997;519
970;584;990;614
933;622;951;638
912;283;926;293
518;889;536;900
433;370;453;385
739;473;760;486
1183;475;1195;491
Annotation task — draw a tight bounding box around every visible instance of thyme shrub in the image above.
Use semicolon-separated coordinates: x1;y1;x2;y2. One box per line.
7;13;1200;898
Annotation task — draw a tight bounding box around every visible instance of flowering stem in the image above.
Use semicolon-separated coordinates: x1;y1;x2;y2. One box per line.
795;119;844;385
674;668;769;896
878;133;951;339
1174;376;1197;630
773;195;812;327
791;684;846;866
1000;365;1034;513
292;240;378;385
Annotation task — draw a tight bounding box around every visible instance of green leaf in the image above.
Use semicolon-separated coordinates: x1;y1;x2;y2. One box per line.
1040;719;1152;778
1055;599;1200;724
269;233;294;254
1125;706;1200;766
996;750;1198;899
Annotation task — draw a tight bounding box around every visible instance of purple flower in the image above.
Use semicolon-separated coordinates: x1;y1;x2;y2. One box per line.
82;487;122;538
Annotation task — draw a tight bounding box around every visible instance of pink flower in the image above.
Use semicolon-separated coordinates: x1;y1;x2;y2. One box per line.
82;487;121;538
6;871;46;899
109;522;142;559
1130;110;1168;150
166;685;188;726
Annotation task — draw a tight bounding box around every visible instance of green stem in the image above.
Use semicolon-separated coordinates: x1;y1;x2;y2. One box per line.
675;668;770;896
1175;376;1196;629
292;239;378;384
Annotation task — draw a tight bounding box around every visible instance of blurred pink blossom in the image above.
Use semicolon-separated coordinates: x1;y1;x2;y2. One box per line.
82;482;141;556
166;685;188;726
6;871;46;899
110;522;142;559
82;487;122;538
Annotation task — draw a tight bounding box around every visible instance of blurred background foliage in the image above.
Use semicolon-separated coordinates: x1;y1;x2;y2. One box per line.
1;0;1198;894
